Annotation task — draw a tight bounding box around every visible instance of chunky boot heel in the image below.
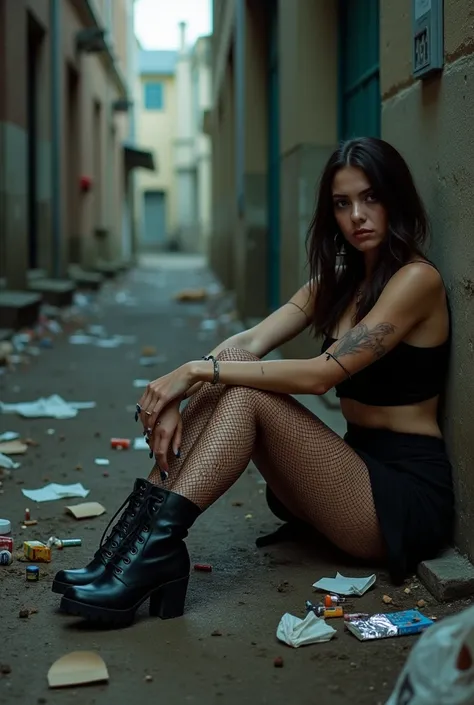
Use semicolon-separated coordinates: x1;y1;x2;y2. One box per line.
149;576;189;619
52;478;151;594
60;488;201;628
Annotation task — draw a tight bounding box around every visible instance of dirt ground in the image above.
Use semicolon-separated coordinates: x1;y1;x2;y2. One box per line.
0;255;470;705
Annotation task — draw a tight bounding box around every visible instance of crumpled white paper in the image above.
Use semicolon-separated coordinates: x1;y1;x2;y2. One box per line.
276;611;337;648
0;395;95;419
133;437;148;450
313;572;376;596
21;482;90;502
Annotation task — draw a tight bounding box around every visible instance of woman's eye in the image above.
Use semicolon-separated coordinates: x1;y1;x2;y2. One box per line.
366;193;378;203
335;199;348;209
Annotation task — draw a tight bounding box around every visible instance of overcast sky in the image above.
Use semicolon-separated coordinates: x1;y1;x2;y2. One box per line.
134;0;212;50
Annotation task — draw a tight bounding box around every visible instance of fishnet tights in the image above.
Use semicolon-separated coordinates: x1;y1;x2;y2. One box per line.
148;348;385;560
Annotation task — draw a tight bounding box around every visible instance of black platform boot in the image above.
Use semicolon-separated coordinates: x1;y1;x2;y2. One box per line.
59;486;201;627
52;478;151;594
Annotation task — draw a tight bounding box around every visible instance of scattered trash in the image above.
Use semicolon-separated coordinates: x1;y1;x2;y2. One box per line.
245;513;253;520
22;520;38;527
133;437;148;450
382;594;393;604
174;288;207;302
194;563;212;572
47;651;109;689
24;541;51;562
305;601;344;619
386;604;474;705
0;453;20;470
25;565;40;582
0;395;95;419
345;610;434;642
141;346;157;357
111;438;130;450
404;587;412;595
323;594;346;607
0;440;27;455
0;550;12;565
0;432;20;442
94;458;110;466
133;379;150;388
0;536;13;552
231;501;244;507
277;611;337;648
273;656;284;668
22;482;89;502
46;537;81;549
417;599;427;608
19;608;30;618
313;572;376;596
211;630;222;637
144;675;153;682
65;502;106;519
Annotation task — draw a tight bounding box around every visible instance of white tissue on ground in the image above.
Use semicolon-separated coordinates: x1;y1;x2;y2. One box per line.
313;572;376;596
276;611;337;648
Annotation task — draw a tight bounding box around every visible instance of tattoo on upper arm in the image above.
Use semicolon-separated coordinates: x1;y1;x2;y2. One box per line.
332;322;396;361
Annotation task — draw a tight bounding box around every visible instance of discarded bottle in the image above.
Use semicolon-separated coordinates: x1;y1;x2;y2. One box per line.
386;604;474;704
0;550;12;566
26;565;39;582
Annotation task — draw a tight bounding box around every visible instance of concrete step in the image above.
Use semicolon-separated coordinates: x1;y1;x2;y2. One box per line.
92;260;124;278
27;268;48;282
0;290;42;330
28;278;76;308
68;266;104;291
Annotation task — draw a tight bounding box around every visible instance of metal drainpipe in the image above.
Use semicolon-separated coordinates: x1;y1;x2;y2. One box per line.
50;0;61;278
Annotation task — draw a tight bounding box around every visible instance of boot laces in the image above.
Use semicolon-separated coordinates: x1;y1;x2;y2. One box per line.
98;485;146;558
111;494;164;574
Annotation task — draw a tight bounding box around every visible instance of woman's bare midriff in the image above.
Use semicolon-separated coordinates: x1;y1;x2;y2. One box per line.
340;396;442;437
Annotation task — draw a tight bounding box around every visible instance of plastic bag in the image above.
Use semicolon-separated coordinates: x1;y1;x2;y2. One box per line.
386;604;474;705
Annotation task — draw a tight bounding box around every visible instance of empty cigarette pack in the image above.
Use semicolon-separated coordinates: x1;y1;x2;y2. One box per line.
23;540;51;563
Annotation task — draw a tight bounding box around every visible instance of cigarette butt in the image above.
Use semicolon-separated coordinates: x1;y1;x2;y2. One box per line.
194;563;212;572
23;520;38;527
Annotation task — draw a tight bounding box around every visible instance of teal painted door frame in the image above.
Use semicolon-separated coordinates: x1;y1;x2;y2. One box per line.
267;0;280;311
338;0;381;140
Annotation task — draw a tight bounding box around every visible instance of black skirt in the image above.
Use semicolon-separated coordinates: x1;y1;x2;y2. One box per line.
265;424;455;584
345;424;454;584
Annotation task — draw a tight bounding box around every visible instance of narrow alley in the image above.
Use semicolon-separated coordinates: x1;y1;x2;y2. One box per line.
0;257;469;705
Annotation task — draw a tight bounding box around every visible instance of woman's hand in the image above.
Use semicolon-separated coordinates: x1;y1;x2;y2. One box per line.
149;399;183;473
138;363;194;432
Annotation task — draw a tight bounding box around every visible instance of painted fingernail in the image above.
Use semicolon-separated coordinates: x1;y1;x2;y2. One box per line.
174;449;181;458
135;412;139;422
160;470;169;482
149;450;153;459
136;404;141;412
145;437;150;445
142;430;147;436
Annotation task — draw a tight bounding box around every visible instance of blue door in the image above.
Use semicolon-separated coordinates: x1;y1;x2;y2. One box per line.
338;0;381;140
143;190;166;247
267;0;280;311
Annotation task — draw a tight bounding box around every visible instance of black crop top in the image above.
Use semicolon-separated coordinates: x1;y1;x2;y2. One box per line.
321;335;450;406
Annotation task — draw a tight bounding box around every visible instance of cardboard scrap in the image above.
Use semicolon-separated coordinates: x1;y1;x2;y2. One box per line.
48;651;109;689
66;502;106;519
0;440;28;455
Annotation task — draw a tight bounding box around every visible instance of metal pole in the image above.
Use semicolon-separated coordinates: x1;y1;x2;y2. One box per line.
50;0;61;277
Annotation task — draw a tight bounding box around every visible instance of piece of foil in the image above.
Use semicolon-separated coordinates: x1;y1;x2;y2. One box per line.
345;614;399;641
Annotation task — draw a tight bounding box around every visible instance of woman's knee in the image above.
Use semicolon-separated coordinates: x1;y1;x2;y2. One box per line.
216;347;259;362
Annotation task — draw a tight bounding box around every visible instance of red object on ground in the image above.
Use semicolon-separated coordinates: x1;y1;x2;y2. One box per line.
0;537;13;552
194;563;212;572
110;438;131;450
24;508;30;522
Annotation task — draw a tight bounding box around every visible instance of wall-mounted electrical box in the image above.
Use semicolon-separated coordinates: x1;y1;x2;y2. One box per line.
412;0;444;79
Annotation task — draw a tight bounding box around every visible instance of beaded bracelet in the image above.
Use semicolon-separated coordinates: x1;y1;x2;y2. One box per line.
202;354;220;385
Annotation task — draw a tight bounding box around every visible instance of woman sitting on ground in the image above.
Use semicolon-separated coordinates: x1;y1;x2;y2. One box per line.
52;136;454;628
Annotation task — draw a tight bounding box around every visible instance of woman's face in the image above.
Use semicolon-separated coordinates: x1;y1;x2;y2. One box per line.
332;166;388;253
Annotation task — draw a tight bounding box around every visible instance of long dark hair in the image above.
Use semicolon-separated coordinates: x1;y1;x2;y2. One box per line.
306;137;430;336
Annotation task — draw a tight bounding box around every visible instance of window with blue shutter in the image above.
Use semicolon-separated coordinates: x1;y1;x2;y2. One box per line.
144;82;164;110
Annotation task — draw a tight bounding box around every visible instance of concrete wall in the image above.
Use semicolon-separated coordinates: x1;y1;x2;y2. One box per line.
135;72;178;244
278;0;339;360
381;0;474;561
